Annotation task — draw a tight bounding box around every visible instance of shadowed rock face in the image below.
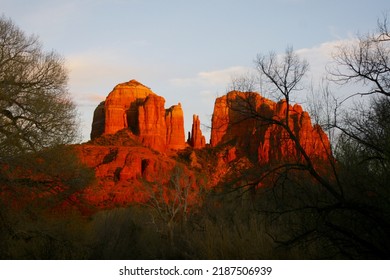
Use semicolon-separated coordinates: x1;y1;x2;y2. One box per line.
210;91;331;164
90;101;105;140
90;79;186;152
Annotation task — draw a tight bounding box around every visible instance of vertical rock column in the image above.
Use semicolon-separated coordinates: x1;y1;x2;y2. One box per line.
165;103;186;150
189;114;206;149
138;94;167;152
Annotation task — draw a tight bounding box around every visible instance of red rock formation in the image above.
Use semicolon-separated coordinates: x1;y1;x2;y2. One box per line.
165;103;186;150
75;143;173;207
91;79;186;152
210;91;331;164
74;135;205;210
80;84;333;212
5;81;335;214
188;115;206;149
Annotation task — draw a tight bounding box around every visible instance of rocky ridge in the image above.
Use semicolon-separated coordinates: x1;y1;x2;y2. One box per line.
78;80;331;210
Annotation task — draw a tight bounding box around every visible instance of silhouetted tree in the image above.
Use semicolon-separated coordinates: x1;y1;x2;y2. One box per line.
0;16;92;259
0;16;79;157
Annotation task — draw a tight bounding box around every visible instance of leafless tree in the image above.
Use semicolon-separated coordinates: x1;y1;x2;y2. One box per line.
228;47;339;198
0;16;79;158
328;14;390;159
0;17;92;258
145;165;192;245
306;79;340;148
330;16;390;98
225;34;390;257
227;71;259;93
255;47;309;101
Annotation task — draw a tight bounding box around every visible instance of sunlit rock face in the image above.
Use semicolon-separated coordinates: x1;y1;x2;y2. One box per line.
104;79;152;135
90;79;186;152
80;83;332;212
75;140;179;207
165;103;186;150
210;91;331;164
138;94;167;151
9;81;334;214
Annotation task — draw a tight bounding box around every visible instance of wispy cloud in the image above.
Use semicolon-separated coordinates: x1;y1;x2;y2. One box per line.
170;66;251;88
65;48;148;104
66;49;128;84
170;39;356;92
296;38;357;81
65;46;170;141
65;48;143;141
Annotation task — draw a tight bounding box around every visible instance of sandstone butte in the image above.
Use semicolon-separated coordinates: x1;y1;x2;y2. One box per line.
210;91;331;164
91;79;191;151
75;81;331;212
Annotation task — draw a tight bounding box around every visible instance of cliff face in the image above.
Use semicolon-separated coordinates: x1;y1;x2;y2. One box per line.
210;91;331;164
91;79;186;152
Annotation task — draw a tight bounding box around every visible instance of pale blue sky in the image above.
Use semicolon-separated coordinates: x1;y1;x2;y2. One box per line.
1;0;388;141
